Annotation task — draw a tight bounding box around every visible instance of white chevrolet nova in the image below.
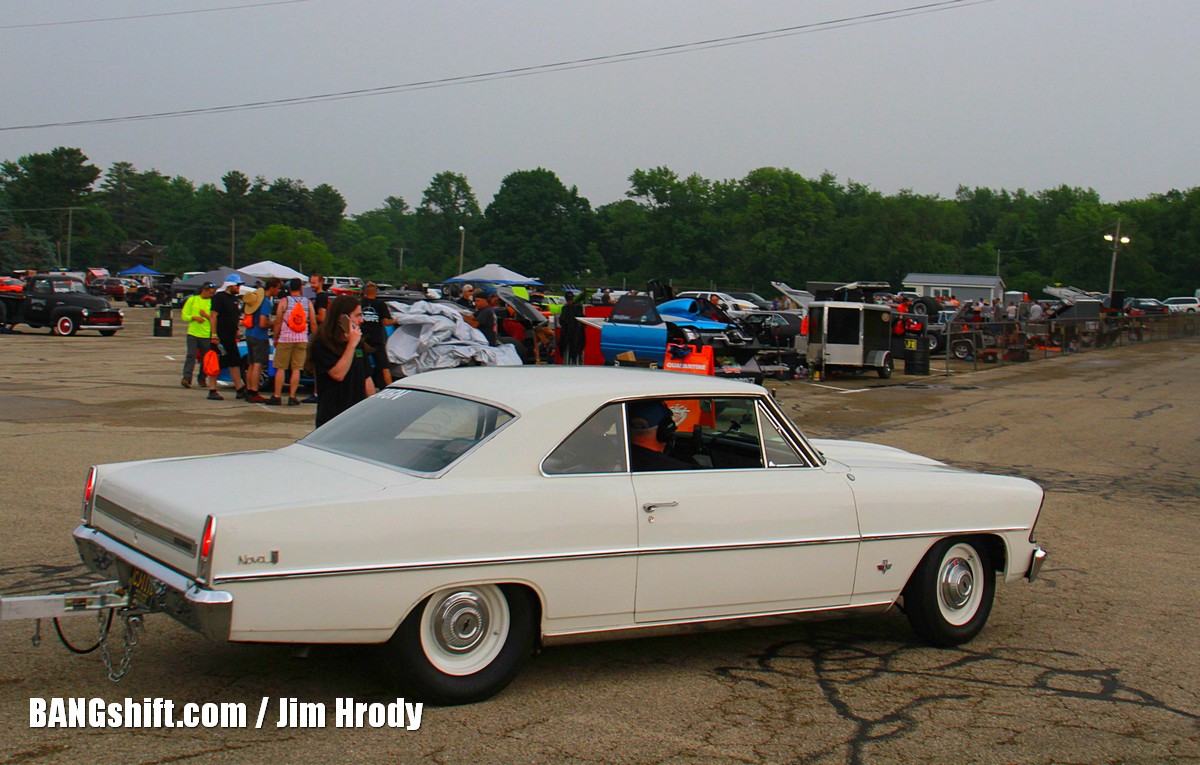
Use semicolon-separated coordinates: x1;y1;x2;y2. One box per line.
75;367;1047;704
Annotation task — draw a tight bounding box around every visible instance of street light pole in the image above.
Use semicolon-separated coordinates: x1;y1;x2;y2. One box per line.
1104;218;1130;297
457;225;466;275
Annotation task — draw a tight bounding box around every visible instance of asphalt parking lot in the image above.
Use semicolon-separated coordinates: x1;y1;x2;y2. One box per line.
1;309;1197;764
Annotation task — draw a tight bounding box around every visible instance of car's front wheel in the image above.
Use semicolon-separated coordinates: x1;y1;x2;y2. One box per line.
381;584;536;705
54;315;77;336
903;538;994;646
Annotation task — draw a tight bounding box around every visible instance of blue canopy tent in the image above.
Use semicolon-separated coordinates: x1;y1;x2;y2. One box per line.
445;264;541;286
118;264;162;276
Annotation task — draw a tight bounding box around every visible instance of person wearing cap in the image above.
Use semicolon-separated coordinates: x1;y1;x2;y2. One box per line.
627;400;691;472
180;281;217;389
269;277;316;406
243;278;281;404
456;284;475;308
210;274;247;400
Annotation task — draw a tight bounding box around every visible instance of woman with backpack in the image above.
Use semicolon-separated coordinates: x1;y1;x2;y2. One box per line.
268;278;316;406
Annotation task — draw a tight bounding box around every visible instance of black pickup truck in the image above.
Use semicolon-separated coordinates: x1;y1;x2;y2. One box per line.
0;275;125;336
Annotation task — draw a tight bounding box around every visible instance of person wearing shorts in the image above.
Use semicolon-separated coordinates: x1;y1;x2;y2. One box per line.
269;278;315;406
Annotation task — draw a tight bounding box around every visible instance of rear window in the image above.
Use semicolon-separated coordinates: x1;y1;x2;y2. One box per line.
301;389;514;474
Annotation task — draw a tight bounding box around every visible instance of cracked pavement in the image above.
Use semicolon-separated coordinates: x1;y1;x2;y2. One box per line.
1;309;1197;763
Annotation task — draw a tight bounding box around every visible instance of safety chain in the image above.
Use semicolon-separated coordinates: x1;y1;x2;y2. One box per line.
97;609;143;682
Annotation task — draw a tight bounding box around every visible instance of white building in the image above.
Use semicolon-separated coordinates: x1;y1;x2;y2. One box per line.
901;273;1006;304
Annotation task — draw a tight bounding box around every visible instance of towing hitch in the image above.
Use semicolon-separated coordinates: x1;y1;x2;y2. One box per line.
1;580;144;681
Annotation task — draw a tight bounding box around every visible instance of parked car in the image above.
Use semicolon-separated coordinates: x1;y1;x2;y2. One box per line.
89;276;158;306
1123;297;1170;316
0;276;25;294
589;287;630;305
0;275;124;335
75;367;1047;704
326;276;365;296
724;290;774;310
1162;296;1200;313
676;291;758;319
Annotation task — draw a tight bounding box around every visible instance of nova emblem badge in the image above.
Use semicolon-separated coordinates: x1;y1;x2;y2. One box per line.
238;551;280;565
877;560;892;573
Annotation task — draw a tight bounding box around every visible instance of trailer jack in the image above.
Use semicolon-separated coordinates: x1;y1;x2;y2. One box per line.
1;580;144;682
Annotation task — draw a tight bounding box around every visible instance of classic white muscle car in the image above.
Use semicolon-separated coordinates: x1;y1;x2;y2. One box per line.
75;367;1047;704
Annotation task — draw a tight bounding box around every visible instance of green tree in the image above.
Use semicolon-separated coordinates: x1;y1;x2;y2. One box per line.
0;147;103;265
415;171;481;276
246;224;333;275
480;168;596;282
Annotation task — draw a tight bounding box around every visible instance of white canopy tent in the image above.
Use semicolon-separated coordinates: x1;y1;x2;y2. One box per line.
240;260;307;280
445;263;539;285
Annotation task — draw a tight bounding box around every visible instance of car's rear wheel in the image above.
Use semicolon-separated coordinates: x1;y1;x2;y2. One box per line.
381;584;535;705
54;315;77;336
903;538;994;646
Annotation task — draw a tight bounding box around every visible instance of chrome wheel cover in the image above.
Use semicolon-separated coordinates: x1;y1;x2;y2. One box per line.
419;585;510;676
936;544;983;626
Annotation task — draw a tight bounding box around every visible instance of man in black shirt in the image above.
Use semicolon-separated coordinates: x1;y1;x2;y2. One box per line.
358;282;395;388
210;275;246;399
627;400;692;471
473;293;500;347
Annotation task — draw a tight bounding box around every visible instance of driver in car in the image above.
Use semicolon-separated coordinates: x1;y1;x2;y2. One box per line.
627;400;692;472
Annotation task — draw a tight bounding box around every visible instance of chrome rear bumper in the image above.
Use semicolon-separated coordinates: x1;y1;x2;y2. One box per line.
73;525;232;641
1026;546;1047;581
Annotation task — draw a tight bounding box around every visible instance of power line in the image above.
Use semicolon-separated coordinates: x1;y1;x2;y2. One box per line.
0;0;315;31
1;0;993;132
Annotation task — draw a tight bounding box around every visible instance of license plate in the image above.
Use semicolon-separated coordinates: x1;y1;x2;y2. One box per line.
129;568;158;609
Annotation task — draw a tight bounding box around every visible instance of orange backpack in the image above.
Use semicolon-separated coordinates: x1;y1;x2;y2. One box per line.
286;298;308;333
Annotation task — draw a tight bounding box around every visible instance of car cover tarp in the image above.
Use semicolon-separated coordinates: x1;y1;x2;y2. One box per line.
385;300;522;376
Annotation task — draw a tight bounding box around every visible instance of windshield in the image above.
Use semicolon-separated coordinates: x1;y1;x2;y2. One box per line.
301;388;514;474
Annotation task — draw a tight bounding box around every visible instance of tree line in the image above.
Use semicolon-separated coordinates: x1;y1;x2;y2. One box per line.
2;146;1197;298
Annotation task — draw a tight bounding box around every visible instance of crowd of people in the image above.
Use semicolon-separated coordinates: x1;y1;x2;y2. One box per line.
178;273;387;426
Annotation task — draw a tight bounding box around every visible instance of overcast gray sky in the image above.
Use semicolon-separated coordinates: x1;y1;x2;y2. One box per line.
1;0;1195;214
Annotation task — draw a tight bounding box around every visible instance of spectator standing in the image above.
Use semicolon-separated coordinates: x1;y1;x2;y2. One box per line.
243;278;281;404
211;275;247;399
473;294;500;346
1005;302;1018;322
269;278;316;406
1029;301;1044;322
302;274;330;404
311;296;376;428
455;284;475;308
180;282;217;390
358;282;395;388
559;292;587;365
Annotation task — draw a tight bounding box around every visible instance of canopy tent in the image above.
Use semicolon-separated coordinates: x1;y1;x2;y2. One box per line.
118;264;162;276
176;267;257;287
444;263;540;285
240;260;307;280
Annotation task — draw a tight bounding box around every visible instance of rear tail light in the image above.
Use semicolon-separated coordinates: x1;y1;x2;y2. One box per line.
82;466;97;523
198;515;216;584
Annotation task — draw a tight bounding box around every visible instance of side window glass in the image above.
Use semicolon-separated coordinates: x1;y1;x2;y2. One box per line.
543;404;627;475
669;397;764;470
758;406;807;467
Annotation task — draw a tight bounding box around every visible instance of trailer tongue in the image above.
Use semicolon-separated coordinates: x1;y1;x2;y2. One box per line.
1;580;145;681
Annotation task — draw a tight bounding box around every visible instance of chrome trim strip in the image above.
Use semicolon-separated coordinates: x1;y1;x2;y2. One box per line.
94;496;197;555
211;526;1028;585
541;601;896;646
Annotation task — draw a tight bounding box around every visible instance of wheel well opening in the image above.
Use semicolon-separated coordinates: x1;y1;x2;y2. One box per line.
968;534;1007;574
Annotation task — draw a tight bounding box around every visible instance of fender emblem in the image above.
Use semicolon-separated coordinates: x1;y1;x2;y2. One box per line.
877;560;892;573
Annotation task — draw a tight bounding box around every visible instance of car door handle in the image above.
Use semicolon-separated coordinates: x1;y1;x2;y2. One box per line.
642;501;678;513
